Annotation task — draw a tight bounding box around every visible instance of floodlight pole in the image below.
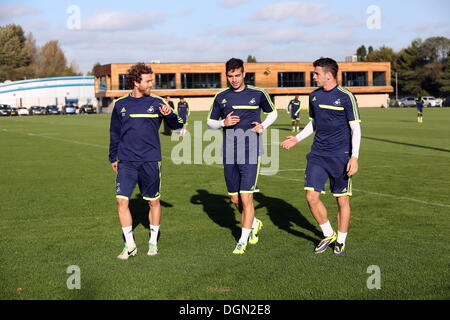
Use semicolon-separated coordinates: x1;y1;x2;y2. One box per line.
395;72;398;101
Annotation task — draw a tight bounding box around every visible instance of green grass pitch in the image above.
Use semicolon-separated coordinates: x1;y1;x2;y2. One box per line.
0;107;449;300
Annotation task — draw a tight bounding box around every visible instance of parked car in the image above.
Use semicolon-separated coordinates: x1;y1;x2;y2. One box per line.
442;96;450;107
10;107;18;116
17;107;29;116
0;104;11;116
45;105;60;115
29;106;44;115
63;104;77;115
420;96;437;107
435;98;443;107
398;97;417;107
79;104;96;114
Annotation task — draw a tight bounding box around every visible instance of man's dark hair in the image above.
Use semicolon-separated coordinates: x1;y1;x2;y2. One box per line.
313;58;338;79
226;58;244;73
126;62;153;89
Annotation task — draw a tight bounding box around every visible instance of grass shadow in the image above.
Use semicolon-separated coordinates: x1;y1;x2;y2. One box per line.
129;193;173;230
254;192;322;244
275;125;305;132
190;189;240;241
363;136;450;153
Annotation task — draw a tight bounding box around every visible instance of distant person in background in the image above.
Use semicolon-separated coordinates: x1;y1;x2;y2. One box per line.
177;97;190;136
287;96;301;132
162;96;175;135
416;99;423;123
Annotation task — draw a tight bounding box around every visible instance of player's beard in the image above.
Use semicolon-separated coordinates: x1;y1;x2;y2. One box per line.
138;85;151;95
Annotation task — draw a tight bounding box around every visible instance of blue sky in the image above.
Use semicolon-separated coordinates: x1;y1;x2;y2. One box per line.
1;0;449;73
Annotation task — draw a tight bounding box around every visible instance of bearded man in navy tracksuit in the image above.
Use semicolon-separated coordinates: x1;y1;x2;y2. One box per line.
109;63;184;260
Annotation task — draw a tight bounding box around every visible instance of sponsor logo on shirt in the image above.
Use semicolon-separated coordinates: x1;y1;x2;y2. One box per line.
120;107;126;117
221;99;228;104
312;96;317;102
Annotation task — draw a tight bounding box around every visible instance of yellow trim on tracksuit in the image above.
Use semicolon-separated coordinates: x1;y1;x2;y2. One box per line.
304;187;326;195
332;177;353;197
232;105;260;109
337;86;361;122
129;114;159;118
319;104;344;111
247;85;276;114
143;161;162;201
208;88;230;121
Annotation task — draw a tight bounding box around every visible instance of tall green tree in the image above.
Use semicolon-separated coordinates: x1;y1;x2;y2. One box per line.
420;37;450;96
437;55;450;96
86;62;101;76
23;31;39;79
0;24;31;81
0;24;82;80
246;55;257;63
396;39;424;96
356;45;367;61
422;36;450;64
35;40;80;77
366;46;398;88
364;38;450;97
366;46;398;69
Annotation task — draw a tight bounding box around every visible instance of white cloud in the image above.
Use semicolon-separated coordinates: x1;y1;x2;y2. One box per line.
211;24;271;38
409;22;450;35
0;5;41;22
178;9;194;16
219;0;250;9
339;17;366;29
16;4;397;74
251;1;344;26
207;23;355;45
81;11;168;31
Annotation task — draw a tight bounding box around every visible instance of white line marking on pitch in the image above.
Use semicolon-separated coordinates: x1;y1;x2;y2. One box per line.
352;189;450;208
4;130;109;149
5;129;450;209
261;171;450;208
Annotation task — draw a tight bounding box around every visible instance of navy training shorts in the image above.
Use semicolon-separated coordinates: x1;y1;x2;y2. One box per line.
115;161;161;201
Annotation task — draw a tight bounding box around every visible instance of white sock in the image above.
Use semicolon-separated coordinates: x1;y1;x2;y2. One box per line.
319;221;334;237
337;231;348;244
149;225;160;244
251;217;258;229
238;228;252;245
122;226;135;248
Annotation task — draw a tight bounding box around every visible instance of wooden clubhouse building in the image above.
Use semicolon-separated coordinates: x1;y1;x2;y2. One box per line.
94;61;393;112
